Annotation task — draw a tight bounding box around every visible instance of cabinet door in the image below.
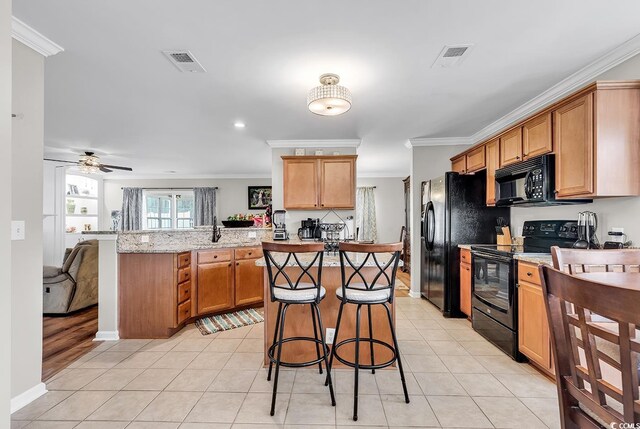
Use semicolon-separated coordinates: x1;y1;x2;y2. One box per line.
319;158;355;209
283;159;319;209
485;139;500;206
197;261;234;314
234;258;264;307
465;146;486;173
499;127;523;166
451;156;466;174
523;113;552;160
459;262;472;317
554;93;594;197
518;281;551;370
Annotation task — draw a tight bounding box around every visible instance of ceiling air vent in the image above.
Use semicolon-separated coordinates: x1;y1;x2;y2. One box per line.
162;50;206;73
432;44;474;68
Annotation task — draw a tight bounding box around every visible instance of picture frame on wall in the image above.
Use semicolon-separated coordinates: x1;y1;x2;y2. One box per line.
248;186;272;209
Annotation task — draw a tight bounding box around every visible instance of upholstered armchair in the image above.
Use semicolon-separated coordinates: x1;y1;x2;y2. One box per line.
43;239;99;314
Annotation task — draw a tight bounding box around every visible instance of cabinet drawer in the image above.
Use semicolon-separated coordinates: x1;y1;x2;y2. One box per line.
177;252;191;268
177;267;191;284
198;249;232;264
177;281;191;304
177;299;191;324
460;248;471;264
518;261;541;285
235;247;263;260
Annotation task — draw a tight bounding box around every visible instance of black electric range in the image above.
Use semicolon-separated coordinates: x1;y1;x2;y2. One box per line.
470;220;579;361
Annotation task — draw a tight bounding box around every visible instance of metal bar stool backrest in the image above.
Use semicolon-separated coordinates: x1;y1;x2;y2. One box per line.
262;241;325;304
338;242;403;303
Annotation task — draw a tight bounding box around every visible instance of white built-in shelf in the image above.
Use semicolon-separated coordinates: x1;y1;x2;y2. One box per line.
66;195;98;200
66;214;99;218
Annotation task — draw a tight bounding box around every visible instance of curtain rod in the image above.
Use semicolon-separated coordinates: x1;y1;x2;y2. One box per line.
120;187;218;190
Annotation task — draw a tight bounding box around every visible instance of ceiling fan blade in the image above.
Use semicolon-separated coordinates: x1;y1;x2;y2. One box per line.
44;158;80;165
99;166;113;173
101;164;133;171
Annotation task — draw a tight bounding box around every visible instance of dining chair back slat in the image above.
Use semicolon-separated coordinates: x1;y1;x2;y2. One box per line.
551;246;640;274
539;265;640;427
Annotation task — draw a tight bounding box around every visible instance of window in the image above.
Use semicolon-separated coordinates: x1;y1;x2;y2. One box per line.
143;191;194;229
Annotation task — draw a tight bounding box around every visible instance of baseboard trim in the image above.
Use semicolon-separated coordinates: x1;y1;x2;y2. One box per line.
94;331;120;341
408;290;422;298
11;382;47;413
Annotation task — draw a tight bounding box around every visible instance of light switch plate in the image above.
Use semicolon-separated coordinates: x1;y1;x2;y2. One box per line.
325;328;335;345
11;221;25;240
140;235;149;243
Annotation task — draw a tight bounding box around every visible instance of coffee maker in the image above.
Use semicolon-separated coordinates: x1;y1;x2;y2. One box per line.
272;210;288;241
298;218;321;241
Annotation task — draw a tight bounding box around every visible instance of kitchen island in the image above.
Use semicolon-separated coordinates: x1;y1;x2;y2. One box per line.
256;247;398;368
117;227;271;338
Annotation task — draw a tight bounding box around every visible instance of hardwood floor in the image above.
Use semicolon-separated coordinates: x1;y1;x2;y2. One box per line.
396;268;410;297
42;305;99;381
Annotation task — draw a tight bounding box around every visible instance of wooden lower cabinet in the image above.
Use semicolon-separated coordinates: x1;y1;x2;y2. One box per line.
459;249;472;317
119;246;264;339
197;259;234;314
517;261;554;376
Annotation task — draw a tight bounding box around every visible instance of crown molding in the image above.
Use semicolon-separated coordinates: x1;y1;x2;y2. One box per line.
409;137;472;147
11;17;64;57
103;173;272;181
469;33;640;144
266;139;361;148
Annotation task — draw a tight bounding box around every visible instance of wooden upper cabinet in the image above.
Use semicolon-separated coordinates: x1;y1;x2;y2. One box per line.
554;93;594;198
283;155;357;210
283;158;319;209
522;112;552;160
499;127;523;166
465;145;486;173
451;156;466;174
320;157;356;209
485;139;500;206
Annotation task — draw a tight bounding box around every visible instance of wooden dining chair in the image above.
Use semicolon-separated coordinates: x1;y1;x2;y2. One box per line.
551;246;640;274
539;265;640;428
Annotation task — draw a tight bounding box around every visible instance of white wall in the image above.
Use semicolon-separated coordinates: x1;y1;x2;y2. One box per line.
102;178;271;229
357;177;405;244
11;39;45;403
410;145;471;294
0;0;12;424
271;146;357;236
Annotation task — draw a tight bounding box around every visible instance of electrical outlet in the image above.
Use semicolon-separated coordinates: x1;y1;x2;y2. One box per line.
140;235;149;243
325;328;336;345
11;220;25;240
247;231;257;238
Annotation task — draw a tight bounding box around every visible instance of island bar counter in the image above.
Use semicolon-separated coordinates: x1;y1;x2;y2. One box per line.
256;249;398;368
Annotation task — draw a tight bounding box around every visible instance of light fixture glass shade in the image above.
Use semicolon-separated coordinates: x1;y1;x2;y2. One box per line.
79;153;100;174
307;73;352;116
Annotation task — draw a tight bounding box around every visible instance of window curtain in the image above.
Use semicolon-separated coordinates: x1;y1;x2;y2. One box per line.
121;187;143;231
356;187;377;242
194;187;217;226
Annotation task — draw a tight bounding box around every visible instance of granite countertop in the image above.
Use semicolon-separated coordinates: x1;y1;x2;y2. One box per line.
514;254;553;265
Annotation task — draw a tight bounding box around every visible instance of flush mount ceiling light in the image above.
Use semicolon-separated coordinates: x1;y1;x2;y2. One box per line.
234;121;246;128
307;73;352;116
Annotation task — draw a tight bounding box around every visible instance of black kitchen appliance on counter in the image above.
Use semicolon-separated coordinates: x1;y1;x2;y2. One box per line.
494;154;592;207
420;172;510;317
298;218;321;240
470;220;579;361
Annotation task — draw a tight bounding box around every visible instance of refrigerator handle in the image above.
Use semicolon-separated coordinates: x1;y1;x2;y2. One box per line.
425;201;435;251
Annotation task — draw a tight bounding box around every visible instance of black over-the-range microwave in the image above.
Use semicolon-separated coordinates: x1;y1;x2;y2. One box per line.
494;154;592;207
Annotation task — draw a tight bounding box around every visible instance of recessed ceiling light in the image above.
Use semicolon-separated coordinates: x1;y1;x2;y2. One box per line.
234;122;246;128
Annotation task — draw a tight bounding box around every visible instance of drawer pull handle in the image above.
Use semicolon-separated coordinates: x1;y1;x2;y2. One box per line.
214;255;218;259
236;262;240;266
248;252;252;256
527;272;532;277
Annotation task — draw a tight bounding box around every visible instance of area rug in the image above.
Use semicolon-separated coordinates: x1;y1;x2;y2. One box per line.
195;308;264;335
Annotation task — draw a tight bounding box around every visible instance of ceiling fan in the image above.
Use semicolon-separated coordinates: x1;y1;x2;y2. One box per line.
44;151;133;173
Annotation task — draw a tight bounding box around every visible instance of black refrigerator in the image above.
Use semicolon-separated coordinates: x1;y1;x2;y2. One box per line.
420;172;510;317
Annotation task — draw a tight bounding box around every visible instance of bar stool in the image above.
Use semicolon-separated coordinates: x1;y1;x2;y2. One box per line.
325;242;408;421
262;241;336;416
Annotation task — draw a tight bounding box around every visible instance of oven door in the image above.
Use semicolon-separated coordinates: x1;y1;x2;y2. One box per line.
471;251;516;329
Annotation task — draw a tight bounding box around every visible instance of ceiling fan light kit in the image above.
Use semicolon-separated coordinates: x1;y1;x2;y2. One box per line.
44;151;133;174
307;73;352;116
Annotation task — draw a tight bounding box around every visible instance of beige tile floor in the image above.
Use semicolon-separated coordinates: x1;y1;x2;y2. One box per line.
12;296;561;428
